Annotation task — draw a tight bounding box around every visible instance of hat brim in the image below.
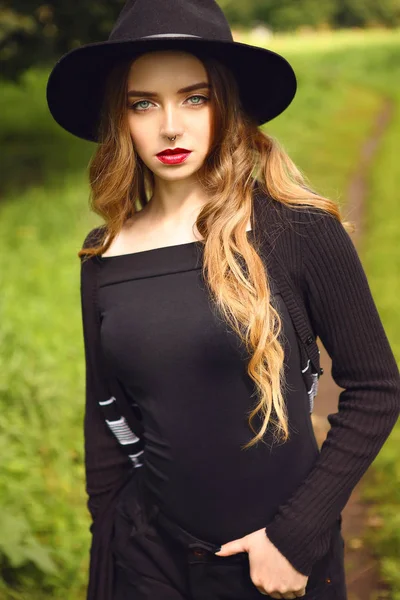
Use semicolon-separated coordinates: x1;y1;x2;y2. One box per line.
46;36;297;142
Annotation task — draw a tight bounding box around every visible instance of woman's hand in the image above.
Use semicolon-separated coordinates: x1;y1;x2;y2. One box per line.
214;527;308;598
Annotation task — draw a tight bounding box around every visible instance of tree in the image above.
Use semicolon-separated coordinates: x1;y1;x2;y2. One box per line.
1;0;400;82
253;0;337;31
0;1;125;81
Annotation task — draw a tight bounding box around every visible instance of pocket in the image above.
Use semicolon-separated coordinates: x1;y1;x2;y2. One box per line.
205;553;262;600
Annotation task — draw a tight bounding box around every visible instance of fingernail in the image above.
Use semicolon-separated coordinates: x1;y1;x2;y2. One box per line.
214;546;222;554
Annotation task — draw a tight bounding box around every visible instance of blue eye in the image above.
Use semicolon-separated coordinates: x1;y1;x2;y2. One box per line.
129;94;209;112
133;100;152;110
188;95;207;105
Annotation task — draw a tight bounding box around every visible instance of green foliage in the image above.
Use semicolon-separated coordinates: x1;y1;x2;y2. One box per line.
0;1;126;81
2;0;400;80
335;0;400;27
0;176;95;599
251;0;338;31
0;511;57;573
0;67;93;197
359;79;400;596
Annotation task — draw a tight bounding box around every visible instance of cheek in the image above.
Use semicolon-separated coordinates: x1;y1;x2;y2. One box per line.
194;112;212;148
128;116;150;150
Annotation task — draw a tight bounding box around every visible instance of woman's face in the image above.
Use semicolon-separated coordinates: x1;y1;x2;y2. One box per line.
126;50;213;181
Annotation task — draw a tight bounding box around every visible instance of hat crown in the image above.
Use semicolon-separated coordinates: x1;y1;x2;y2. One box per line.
109;0;233;43
46;0;297;142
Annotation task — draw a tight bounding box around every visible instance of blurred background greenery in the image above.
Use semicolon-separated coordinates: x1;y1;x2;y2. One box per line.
2;0;400;81
0;1;399;599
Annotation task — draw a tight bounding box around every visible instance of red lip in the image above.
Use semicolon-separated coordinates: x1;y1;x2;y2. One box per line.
156;147;191;156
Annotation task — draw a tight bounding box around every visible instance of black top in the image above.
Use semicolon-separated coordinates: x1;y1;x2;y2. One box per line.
80;189;400;600
97;230;320;543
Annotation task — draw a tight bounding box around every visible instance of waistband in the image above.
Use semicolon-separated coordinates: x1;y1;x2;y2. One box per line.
155;506;222;554
142;478;222;554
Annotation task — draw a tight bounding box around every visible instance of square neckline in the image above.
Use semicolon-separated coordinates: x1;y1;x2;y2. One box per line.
99;225;255;261
99;237;204;261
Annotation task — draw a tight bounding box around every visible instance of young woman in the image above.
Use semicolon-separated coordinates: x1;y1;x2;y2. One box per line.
46;1;400;599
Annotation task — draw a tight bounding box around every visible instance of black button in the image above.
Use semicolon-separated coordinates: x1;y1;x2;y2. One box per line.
320;367;324;375
305;335;314;345
193;548;206;557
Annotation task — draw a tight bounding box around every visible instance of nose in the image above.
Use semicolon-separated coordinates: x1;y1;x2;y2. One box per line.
160;103;184;140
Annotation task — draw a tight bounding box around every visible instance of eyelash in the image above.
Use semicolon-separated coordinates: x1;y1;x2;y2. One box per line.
128;94;209;112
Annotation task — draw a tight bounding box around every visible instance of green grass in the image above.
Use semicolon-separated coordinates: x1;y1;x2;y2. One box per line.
0;67;93;198
358;91;400;598
0;29;399;599
0;177;92;600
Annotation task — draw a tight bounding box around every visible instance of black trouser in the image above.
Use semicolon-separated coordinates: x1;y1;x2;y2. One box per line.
111;467;347;599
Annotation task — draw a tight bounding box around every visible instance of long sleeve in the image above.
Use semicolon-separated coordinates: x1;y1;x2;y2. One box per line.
80;229;133;530
264;209;400;576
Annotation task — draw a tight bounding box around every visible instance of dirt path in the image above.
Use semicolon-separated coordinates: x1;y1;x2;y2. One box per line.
311;97;394;600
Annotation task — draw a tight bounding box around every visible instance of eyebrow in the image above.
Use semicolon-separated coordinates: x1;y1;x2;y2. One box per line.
127;82;211;97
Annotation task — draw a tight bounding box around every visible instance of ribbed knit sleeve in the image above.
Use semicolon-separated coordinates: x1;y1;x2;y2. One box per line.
80;229;133;530
264;209;400;576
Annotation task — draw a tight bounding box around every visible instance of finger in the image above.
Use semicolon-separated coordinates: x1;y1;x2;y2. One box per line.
256;589;275;597
295;590;307;597
214;540;245;556
282;594;297;599
268;594;283;599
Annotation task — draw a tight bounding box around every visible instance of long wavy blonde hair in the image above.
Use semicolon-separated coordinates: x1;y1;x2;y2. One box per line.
78;49;354;450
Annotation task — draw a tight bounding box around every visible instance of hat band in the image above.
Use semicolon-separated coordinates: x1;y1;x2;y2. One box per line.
140;33;202;39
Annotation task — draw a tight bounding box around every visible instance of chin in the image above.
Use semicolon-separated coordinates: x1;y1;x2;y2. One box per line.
158;170;198;181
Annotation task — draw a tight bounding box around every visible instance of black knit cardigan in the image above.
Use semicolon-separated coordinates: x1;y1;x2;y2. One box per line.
79;187;400;600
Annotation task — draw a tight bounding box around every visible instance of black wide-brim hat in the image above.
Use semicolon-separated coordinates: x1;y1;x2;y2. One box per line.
46;0;297;143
